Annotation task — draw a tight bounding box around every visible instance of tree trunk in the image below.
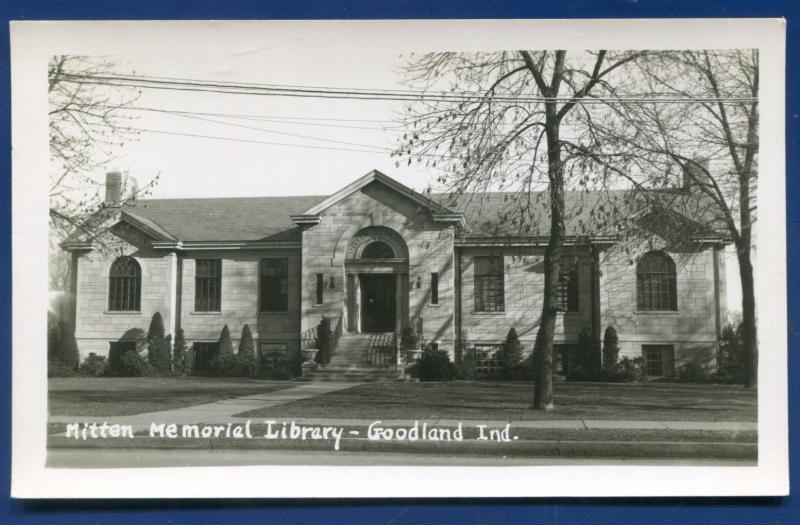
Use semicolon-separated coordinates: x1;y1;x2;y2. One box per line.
532;113;563;411
737;245;757;388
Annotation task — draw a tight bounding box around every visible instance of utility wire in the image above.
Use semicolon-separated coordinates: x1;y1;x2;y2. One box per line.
157;108;390;150
96;123;395;155
98;104;403;131
59;72;759;104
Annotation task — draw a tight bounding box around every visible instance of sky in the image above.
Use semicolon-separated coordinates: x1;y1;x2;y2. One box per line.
74;47;744;317
107;49;430;199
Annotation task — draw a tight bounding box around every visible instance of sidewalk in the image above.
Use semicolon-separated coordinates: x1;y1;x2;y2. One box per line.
48;381;757;433
49;381;359;433
47;382;757;461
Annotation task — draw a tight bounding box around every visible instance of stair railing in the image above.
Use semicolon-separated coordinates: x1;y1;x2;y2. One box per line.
364;332;396;369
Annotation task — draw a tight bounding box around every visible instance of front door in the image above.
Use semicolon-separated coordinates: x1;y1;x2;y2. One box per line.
360;274;396;332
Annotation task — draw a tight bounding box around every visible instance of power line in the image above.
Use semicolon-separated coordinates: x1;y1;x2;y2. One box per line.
99;123;396;155
60;71;759;104
101;105;403;131
157;108;390;150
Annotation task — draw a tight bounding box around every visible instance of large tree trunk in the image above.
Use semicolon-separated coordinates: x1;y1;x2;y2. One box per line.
738;245;757;388
532;113;564;411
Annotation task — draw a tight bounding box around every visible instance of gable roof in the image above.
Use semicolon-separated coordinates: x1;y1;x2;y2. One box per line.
294;169;455;220
64;171;729;248
120;195;325;243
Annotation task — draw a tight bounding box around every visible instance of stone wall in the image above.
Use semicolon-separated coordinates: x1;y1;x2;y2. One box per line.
74;227;175;358
300;181;457;347
456;246;594;356
598;240;724;368
178;249;301;355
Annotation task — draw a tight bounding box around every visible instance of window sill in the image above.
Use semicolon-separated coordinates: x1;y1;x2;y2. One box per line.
559;311;582;316
190;311;222;315
311;304;324;308
103;311;141;315
427;303;441;308
471;311;506;315
635;311;679;315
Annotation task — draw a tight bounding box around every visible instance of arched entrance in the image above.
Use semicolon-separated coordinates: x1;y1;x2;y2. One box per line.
344;226;409;333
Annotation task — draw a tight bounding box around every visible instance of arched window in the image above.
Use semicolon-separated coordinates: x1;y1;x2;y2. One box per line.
636;251;677;311
108;256;141;311
361;241;395;259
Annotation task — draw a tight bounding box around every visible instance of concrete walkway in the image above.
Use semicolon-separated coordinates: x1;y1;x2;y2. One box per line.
49;381;756;433
49;382;358;433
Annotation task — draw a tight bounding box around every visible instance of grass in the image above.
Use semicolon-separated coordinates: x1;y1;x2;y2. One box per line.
235;380;757;422
48;377;294;417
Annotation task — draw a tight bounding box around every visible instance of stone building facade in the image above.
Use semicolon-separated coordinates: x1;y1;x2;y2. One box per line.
64;170;728;378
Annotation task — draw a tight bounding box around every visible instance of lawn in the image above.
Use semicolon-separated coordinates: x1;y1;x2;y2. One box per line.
235;381;756;422
49;377;294;417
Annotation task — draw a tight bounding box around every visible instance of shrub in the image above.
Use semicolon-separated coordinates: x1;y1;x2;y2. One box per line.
47;311;60;362
454;347;477;380
602;326;620;369
315;317;332;364
715;322;747;384
408;348;455;381
117;349;156;377
147;312;172;375
676;361;712;383
494;328;523;379
507;354;535;380
238;324;257;377
172;328;189;376
212;324;239;377
288;349;303;377
79;353;108;377
55;320;80;370
615;356;645;382
568;356;645;383
48;359;78;378
574;327;600;372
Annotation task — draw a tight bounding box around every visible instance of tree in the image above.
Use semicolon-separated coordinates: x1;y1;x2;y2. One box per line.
172;328;189;376
397;50;642;409
48;56;158;291
496;327;523;376
315;317;333;365
571;50;759;387
238;324;257;377
603;326;620;369
213;324;237;377
147;312;171;374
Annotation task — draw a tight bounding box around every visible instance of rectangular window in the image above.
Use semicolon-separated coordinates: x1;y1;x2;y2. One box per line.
259;342;289;370
430;272;439;305
474;256;504;312
260;258;289;312
315;273;324;305
554;344;576;375
194;259;222;312
643;345;675;377
473;344;501;378
558;257;579;312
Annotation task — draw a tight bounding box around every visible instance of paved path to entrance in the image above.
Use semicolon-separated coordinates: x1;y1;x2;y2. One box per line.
49;382;358;433
49;381;756;433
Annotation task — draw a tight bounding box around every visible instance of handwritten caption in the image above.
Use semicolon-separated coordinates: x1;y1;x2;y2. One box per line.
64;420;518;451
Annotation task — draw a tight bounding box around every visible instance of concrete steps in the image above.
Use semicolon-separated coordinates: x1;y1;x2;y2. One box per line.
328;334;372;367
307;333;401;382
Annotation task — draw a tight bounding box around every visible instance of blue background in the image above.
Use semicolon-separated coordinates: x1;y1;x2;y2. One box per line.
0;1;796;523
